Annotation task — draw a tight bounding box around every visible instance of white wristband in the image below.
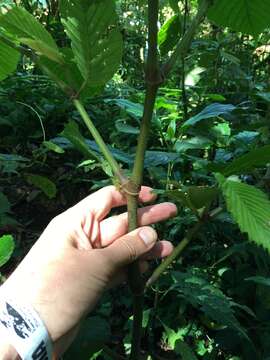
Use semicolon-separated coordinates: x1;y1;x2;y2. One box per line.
0;293;53;360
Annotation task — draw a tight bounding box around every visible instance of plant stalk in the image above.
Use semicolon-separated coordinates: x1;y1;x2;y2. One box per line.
73;99;125;182
146;206;223;288
128;0;160;358
146;221;203;288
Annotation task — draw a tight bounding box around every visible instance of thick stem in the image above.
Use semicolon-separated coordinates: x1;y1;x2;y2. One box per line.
73;99;125;182
162;0;213;78
129;1;160;359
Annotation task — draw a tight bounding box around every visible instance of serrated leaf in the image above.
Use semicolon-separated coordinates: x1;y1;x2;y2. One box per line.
0;6;62;61
60;0;123;87
171;271;249;340
208;0;270;36
217;174;270;252
0;234;15;267
221;145;270;176
25;174;57;199
0;41;20;81
182;103;236;130
38;49;102;98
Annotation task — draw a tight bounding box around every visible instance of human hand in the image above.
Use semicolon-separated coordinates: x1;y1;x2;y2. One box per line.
1;186;177;357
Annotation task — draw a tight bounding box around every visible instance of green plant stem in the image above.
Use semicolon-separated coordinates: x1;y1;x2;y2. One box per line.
162;0;213;78
128;1;160;359
73;99;125;182
146;207;223;288
146;221;203;288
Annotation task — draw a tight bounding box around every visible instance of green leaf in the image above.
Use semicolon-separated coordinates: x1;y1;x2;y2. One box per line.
221;145;270;176
64;316;110;360
0;192;11;214
217;174;270;252
43;141;65;154
208;0;270;36
106;99;144;119
175;340;198;359
0;234;15;267
115;120;139;135
188;186;219;209
0;7;62;62
171;271;249;339
38;49;102;98
60;0;123;86
174;136;212;153
25;174;57;199
61;120;101;160
0;41;20;81
158;15;181;56
182;103;236;130
159;186;219;210
245;276;270;287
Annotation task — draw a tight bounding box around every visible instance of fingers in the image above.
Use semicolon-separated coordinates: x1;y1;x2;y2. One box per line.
99;202;177;247
103;226;158;267
73;185;157;220
141;240;174;260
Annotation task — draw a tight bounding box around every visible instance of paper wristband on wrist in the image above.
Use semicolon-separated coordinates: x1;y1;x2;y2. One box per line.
0;292;53;360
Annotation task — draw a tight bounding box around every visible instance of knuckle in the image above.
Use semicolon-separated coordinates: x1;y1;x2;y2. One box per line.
119;237;138;262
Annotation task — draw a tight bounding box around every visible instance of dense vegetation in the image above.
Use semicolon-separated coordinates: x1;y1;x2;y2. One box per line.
1;0;270;359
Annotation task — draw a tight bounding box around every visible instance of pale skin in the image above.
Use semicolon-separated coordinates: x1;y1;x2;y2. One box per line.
0;185;177;359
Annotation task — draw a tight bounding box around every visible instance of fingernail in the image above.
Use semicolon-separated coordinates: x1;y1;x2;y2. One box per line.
139;227;157;246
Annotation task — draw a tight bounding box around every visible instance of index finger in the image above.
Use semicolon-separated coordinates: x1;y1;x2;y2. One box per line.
73;185;157;220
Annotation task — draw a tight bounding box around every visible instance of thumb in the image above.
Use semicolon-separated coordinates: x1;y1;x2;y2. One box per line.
104;226;157;267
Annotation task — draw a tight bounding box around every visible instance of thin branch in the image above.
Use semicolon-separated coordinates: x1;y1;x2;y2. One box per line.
162;0;213;78
146;220;203;288
146;206;223;288
73;99;125;182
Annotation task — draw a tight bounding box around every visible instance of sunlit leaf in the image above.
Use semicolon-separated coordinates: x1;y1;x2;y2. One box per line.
208;0;270;36
158;15;181;56
0;41;20;81
0;6;62;62
182;103;236;130
0;234;15;267
217;174;270;252
60;0;123;87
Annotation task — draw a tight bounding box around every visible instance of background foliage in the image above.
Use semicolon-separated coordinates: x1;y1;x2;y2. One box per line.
1;0;270;359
